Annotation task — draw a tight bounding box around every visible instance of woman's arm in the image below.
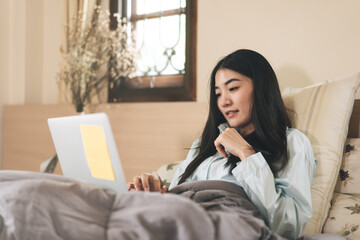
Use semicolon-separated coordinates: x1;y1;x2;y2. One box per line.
168;139;201;190
231;129;316;239
128;139;201;192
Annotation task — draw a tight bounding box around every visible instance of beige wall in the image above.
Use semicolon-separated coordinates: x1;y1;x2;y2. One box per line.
1;0;360;167
0;0;62;167
0;0;11;169
197;0;360;102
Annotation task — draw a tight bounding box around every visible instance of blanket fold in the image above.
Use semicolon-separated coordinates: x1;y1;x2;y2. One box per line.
0;171;351;240
171;180;284;240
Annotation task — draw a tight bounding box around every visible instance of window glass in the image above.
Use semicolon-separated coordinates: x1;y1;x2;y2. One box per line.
135;14;186;77
136;0;186;15
108;0;196;102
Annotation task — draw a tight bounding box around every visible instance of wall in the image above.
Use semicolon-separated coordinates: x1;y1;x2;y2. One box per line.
42;0;62;103
1;0;360;167
197;0;360;102
0;0;11;169
0;0;62;167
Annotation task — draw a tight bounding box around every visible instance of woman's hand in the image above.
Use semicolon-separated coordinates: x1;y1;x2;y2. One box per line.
127;173;168;193
214;128;255;160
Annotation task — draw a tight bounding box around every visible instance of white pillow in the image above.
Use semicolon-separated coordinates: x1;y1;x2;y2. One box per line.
282;72;360;234
335;138;360;198
322;193;360;238
156;162;181;188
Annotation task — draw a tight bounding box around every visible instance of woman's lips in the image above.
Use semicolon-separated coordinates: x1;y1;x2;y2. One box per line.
226;110;239;118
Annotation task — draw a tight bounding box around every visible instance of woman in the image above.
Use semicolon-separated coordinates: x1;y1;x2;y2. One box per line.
128;49;316;239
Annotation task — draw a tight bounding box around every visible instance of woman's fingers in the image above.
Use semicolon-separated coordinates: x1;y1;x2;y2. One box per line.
214;137;228;158
215;128;244;158
161;185;168;193
131;173;165;192
215;143;228;158
214;128;255;160
146;173;163;192
150;174;159;192
141;173;151;191
133;176;144;191
127;182;135;191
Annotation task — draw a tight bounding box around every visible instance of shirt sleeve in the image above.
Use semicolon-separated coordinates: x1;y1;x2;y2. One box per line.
169;139;201;190
231;129;316;239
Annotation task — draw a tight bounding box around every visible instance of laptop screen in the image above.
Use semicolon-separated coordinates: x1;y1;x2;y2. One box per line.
48;113;127;193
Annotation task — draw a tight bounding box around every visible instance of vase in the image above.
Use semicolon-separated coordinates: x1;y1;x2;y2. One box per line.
76;103;84;113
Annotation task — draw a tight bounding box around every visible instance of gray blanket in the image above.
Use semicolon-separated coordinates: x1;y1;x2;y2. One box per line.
0;171;351;240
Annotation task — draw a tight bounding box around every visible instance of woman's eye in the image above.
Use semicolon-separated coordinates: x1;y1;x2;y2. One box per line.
229;87;239;91
215;93;221;98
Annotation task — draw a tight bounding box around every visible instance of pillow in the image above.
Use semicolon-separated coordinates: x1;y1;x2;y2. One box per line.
282;72;360;234
335;138;360;198
322;193;360;238
156;162;181;188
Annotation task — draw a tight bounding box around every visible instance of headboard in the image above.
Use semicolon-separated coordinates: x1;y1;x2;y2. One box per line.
2;99;360;181
348;99;360;138
2;102;208;181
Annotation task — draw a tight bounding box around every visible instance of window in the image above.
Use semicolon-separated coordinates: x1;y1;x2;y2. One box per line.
108;0;197;102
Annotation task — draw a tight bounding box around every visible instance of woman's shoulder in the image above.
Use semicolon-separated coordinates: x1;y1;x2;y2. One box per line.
278;128;316;178
287;127;308;139
191;138;201;148
286;128;312;150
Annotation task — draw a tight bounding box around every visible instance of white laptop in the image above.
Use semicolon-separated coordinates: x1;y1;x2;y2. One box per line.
48;113;127;193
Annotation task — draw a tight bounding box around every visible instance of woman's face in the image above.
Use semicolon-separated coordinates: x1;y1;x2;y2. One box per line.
215;68;255;135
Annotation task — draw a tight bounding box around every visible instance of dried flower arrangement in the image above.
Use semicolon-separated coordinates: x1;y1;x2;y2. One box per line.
58;6;137;112
109;16;138;89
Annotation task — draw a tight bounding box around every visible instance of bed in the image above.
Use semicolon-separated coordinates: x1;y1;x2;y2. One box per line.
1;72;360;239
157;72;360;239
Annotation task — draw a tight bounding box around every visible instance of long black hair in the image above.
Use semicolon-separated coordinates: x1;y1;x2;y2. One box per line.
178;49;292;184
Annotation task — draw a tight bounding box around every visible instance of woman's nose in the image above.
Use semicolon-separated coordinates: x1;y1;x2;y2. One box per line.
220;94;231;107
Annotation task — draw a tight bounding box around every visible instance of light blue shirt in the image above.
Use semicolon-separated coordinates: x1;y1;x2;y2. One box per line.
169;125;316;239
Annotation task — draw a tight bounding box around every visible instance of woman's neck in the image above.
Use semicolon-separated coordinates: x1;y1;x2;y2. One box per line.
238;123;255;136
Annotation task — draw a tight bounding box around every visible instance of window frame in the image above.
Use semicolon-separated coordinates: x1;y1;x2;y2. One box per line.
108;0;197;102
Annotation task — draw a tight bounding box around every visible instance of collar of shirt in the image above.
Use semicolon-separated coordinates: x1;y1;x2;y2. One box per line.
218;122;242;134
217;122;243;157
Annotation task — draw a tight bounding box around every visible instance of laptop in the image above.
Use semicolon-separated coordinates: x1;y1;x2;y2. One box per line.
48;113;127;193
